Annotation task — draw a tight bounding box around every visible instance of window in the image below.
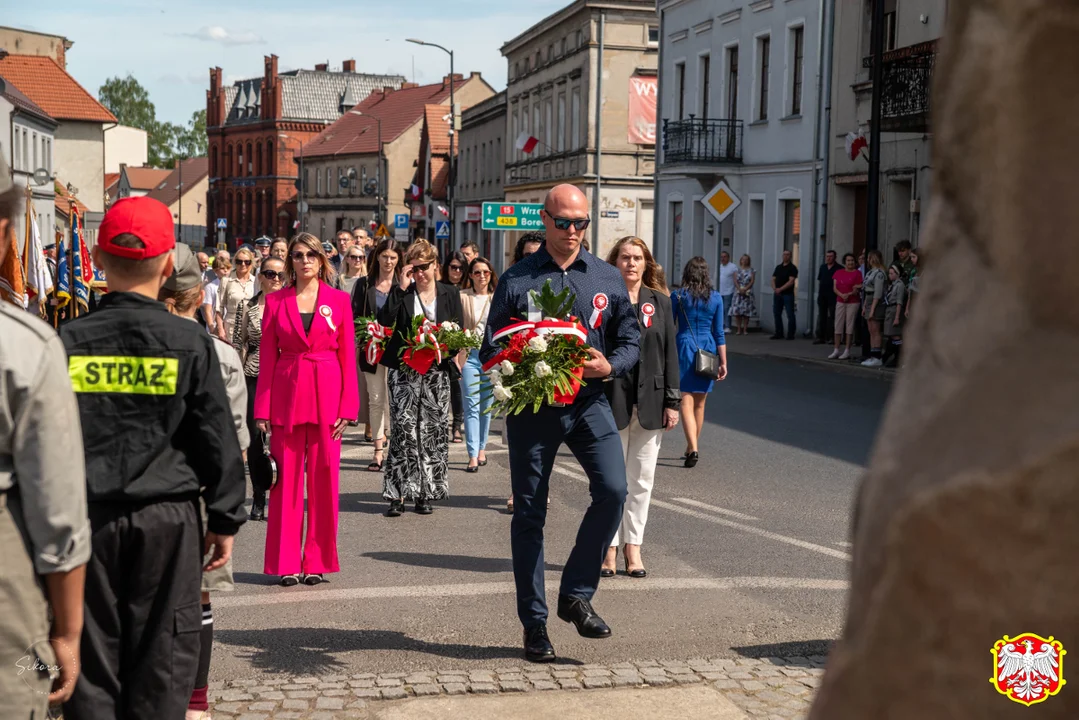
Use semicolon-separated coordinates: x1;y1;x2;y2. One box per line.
211;146;218;176
533;103;541;154
557;93;566;152
700;54;711;119
884;0;897;51
648;26;659;45
326;168;332;197
757;36;770;121
479;143;485;185
544;99;553;155
304;168;310;196
521;101;529;159
246;142;253;175
514;61;520;78
571;88;581;148
511;108;519;161
13;128;20;170
576;29;583;48
670;201;684;284
548;43;554;62
560;37;566;56
47;138;51;173
237;146;244;176
675;63;686;120
256;143;263;176
317;167;323;196
337;166;343;195
496;138;502;180
33;132;38;170
783;199;801;254
791;27;804;115
266;139;273;174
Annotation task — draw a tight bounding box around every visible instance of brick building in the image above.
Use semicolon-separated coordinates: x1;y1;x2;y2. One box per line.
205;55;404;248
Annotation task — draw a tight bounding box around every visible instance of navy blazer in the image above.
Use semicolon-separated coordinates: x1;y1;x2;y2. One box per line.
605;287;680;430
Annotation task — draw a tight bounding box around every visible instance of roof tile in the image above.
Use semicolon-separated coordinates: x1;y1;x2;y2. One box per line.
124;167;172;192
223;70;405;126
0;73;56;126
0;55;116;123
145;157;209;208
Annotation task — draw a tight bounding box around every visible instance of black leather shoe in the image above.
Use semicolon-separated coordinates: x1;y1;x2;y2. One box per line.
556;595;612;638
684;451;699;468
386;501;404;517
599;568;615;578
523;624;556;663
250;498;266;522
465;465;479;473
415;500;433;515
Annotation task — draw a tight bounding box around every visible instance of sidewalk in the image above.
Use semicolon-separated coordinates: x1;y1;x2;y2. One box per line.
207;656;823;719
724;331;897;378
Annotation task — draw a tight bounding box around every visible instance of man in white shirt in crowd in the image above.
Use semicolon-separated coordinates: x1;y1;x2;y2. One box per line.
717;250;738;332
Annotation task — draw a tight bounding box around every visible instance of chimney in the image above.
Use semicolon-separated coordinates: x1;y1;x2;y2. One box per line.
343;59;356;73
383;86;395;95
470;71;481;79
401;82;419;89
315;62;329;72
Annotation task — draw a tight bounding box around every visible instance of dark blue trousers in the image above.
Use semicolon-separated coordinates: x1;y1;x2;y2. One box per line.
506;392;628;629
773;293;797;338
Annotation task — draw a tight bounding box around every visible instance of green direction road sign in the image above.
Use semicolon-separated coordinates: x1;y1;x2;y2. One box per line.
481;202;545;231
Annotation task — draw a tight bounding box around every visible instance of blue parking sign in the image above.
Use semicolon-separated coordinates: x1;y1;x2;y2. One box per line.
394;214;409;230
435;221;450;239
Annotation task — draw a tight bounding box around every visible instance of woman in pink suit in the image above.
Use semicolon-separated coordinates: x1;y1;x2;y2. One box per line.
254;232;359;586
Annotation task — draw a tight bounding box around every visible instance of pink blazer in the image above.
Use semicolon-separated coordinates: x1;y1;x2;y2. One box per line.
254;283;359;430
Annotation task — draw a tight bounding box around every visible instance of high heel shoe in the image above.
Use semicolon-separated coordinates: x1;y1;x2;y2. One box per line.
624;547;647;578
684;451;699;468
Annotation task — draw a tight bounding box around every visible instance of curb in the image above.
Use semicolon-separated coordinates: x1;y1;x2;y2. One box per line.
726;347;897;380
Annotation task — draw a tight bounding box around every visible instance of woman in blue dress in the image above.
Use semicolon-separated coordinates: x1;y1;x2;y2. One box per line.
672;257;728;468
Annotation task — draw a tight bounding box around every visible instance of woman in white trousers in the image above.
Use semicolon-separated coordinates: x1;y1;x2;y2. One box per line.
602;236;681;577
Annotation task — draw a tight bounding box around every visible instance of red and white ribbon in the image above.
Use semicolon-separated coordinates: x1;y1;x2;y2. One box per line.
534;319;588;344
365;321;388;365
641;302;655;328
319;305;336;332
492;320;536;342
417;320;442;364
589;293;608;330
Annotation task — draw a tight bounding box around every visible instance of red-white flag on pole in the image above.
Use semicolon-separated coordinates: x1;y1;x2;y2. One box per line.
515;132;539;154
437;205;449;217
845;130;868;161
410;183;421;199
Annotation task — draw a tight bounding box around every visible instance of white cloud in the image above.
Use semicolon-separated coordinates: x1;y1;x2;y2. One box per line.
183;25;265;46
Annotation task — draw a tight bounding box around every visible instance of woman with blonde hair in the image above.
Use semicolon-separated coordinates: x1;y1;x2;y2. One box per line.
601;237;679;578
860;249;887;367
216;245;257;341
728;254;757;335
377;240;464;516
254;233;357;586
459;256;498;472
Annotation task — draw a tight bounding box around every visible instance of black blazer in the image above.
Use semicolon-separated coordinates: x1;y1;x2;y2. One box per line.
605;287;680;431
351;276;382;373
377;282;464;376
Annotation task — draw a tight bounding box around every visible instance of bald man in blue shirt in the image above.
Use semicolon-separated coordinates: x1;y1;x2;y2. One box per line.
482;184;640;663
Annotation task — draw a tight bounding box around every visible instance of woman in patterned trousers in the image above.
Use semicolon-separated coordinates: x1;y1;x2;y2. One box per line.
376;240;464;516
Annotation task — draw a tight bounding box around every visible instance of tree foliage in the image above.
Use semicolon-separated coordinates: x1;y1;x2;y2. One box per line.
98;75;206;168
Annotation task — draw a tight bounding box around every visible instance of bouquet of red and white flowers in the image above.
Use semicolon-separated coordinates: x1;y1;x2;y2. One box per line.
482;280;591;415
355;315;391;366
398;317;481;375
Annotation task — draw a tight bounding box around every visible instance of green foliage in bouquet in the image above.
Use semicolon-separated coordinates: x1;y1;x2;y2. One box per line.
529;279;576;320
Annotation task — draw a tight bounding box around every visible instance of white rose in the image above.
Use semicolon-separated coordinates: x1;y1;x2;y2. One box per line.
493;384;513;402
500;360;515;376
487;369;502;385
527;336;549;353
534;360;552;378
463;327;473;338
441;320;456;331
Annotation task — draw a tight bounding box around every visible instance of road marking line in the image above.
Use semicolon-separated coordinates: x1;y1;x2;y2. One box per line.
670;497;759;522
213;576;848;609
835;541;852;548
552;462;851;563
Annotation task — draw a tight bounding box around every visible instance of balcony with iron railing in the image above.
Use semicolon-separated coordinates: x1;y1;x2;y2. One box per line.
862;39;938;133
661;117;744;166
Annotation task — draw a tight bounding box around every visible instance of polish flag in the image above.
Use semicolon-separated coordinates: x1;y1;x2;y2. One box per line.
437;205;449;217
846;130;868;161
515;132;539;154
411;183;421;199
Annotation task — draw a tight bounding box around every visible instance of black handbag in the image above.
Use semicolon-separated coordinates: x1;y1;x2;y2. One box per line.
263;430;278;489
678;293;720;379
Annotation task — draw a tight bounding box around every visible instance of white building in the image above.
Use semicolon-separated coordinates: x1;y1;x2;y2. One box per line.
0;75;56;252
654;0;829;334
104;124;148;174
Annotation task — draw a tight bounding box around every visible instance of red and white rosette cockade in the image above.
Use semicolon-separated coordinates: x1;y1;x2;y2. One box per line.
589;293;608;329
640;302;655;328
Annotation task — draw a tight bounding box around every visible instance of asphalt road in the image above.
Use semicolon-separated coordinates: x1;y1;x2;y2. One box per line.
211;356;893;680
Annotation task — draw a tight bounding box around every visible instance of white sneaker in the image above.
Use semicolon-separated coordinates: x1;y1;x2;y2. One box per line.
828;348;841;359
861;357;882;367
838;349;850;360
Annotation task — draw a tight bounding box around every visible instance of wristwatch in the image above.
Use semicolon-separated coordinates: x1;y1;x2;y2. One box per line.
602;372;615;383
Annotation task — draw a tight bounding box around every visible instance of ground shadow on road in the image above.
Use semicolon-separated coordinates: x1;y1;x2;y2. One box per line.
232;572;282;587
731;639;834;666
339;491;508;515
215;626;583;675
360;551;564;574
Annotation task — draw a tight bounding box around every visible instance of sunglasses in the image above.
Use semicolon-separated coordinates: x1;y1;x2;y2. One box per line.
235;259;252;266
261;270;285;281
412;262;433;273
471;269;491;277
551;216;591;231
448;264;463;272
348;255;364;261
291;251;319;262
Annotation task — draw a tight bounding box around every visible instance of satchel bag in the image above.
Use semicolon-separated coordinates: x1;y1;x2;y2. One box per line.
263;430;279;489
678;293;720;379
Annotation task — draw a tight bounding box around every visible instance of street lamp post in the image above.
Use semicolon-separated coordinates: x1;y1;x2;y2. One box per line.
347;110;385;229
278;133;305;233
407;38;455;250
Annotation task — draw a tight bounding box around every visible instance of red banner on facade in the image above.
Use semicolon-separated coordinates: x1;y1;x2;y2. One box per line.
628;76;658;145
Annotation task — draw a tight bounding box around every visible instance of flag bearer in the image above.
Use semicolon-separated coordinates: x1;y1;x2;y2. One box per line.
60;196;247;719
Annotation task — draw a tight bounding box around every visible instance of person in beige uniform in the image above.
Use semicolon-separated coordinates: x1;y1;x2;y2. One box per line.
0;160;91;715
159;242;250;719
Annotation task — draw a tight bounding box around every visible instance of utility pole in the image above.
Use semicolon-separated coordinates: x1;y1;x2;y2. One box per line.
593;11;605;250
865;0;886;253
407;38;456;252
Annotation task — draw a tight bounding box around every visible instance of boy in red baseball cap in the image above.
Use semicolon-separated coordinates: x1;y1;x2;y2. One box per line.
59;197;247;719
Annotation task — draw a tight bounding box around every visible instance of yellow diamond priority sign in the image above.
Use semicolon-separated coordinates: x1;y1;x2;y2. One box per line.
701;180;741;224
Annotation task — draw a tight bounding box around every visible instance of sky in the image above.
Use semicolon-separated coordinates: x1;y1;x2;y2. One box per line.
3;0;569;126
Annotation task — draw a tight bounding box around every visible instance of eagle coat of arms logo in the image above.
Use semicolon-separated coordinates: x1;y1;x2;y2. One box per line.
990;633;1066;706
